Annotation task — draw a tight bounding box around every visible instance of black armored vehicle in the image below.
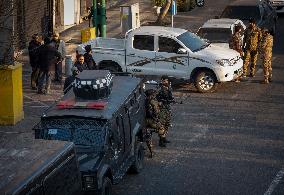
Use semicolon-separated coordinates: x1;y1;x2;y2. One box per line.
0;132;81;195
34;70;146;194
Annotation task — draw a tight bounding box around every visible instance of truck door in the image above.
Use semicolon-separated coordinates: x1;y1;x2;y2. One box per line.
112;111;132;169
155;36;189;78
126;35;156;76
122;107;132;152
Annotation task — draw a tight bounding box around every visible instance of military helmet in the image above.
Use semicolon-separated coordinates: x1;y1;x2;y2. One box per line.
85;45;92;52
262;27;269;33
249;18;256;24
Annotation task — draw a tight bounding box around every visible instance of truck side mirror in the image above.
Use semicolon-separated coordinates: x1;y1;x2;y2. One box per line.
177;48;187;54
196;0;205;7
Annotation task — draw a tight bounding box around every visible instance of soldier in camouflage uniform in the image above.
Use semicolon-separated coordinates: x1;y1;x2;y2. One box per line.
156;76;174;143
260;28;273;84
145;89;167;158
229;25;243;56
229;25;243;82
243;18;262;77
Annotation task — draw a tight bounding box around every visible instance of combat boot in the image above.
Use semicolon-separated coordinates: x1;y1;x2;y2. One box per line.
260;80;269;84
164;138;171;143
159;138;166;147
249;73;255;78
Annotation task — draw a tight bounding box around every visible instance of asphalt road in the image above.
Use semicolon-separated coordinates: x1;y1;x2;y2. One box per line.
111;2;284;195
1;0;283;195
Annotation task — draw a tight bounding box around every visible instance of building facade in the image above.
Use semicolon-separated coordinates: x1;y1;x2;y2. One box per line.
0;0;87;64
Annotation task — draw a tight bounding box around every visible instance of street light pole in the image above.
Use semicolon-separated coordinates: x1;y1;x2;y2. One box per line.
92;0;97;36
100;0;106;37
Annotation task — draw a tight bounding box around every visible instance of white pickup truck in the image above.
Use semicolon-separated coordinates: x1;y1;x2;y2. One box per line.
77;26;243;93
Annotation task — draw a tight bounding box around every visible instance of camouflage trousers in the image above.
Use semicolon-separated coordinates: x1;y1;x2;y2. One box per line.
145;118;166;154
262;52;272;82
159;107;171;135
243;50;258;76
146;118;166;138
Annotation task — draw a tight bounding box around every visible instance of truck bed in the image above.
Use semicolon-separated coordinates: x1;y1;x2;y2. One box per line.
82;37;125;51
0;132;79;194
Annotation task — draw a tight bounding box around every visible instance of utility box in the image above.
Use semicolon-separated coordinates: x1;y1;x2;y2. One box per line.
120;3;140;34
81;27;96;43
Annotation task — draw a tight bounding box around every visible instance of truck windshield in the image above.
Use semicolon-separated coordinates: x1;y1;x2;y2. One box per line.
177;31;210;52
197;28;232;43
38;118;107;147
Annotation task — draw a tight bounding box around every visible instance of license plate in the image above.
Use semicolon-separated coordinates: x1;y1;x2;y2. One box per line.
48;129;57;135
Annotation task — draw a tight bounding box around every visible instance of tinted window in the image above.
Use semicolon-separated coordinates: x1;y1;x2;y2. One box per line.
158;37;182;53
133;35;154;51
177;31;209;52
40;118;107;147
221;6;261;20
197;28;232;43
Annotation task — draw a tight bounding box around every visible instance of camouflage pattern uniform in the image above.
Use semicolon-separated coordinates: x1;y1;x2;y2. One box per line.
229;31;243;55
243;25;262;76
156;83;174;135
145;93;166;157
260;32;273;83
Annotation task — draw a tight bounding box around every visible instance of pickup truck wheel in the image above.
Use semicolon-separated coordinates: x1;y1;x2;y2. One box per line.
98;177;112;195
129;142;144;174
194;70;217;93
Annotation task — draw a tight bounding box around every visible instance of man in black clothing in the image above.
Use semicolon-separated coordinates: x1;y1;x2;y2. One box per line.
37;37;62;94
74;54;89;72
28;34;42;89
84;45;97;69
63;66;80;94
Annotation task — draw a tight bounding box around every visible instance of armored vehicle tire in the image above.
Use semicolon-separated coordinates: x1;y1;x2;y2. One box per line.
129;142;144;174
194;70;217;93
98;177;112;195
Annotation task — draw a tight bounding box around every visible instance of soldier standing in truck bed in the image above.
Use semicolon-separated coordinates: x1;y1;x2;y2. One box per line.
243;18;262;77
156;76;174;143
229;25;243;56
145;89;167;158
229;25;243;82
260;28;273;84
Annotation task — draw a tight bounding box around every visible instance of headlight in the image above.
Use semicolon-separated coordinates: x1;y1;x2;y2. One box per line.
216;59;231;67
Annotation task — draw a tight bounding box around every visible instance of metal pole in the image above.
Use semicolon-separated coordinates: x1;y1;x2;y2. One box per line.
171;0;174;27
100;0;106;37
92;0;97;36
171;14;173;27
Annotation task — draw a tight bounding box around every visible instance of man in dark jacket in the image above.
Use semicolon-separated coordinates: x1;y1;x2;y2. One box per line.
84;45;96;69
74;54;89;72
63;66;80;94
28;34;42;89
37;37;62;94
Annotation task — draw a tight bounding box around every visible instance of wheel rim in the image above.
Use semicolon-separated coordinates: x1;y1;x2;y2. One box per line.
198;75;214;91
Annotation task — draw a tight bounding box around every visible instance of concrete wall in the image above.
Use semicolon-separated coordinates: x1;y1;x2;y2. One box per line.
24;0;49;43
